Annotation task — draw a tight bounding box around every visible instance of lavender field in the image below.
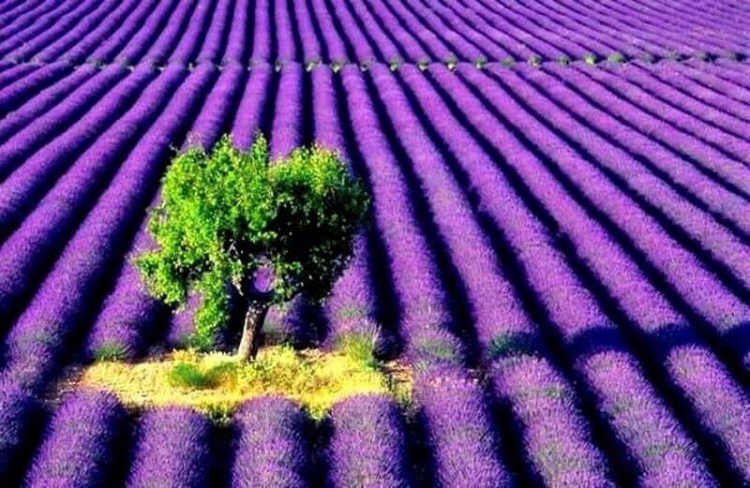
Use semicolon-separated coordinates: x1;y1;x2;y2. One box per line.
1;0;750;486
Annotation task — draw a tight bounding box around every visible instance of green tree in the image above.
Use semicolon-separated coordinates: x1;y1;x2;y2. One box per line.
136;135;369;360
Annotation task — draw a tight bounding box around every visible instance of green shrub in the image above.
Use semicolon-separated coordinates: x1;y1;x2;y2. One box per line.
93;343;127;362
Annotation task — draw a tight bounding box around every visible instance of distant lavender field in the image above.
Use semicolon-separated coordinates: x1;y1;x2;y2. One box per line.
1;0;750;486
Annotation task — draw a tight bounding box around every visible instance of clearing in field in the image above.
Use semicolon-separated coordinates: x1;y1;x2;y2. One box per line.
76;343;412;420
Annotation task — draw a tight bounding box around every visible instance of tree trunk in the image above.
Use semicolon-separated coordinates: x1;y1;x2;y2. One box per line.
236;301;270;361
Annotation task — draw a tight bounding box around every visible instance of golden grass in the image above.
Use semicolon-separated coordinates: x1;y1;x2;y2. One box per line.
80;345;411;420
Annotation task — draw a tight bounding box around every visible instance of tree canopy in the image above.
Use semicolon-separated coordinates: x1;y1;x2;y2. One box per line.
136;135;369;357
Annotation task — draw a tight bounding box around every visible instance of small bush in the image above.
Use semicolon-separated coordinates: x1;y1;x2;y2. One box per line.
474;56;488;69
337;331;380;369
583;53;597;65
445;54;458;71
528;54;542;67
167;362;228;389
557;55;571;66
93;343;127;362
607;52;626;63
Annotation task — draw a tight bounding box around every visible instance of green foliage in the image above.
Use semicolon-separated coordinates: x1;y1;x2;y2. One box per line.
93;343;127;362
445;54;458;71
527;54;542;67
607;52;626;63
337;330;381;369
583;53;598;65
136;135;369;349
474;56;488;69
501;57;516;67
167;362;232;389
556;55;571;66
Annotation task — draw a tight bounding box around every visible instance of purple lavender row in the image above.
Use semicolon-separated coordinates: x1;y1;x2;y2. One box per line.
85;0;160;64
7;0;121;63
307;0;349;64
521;66;750;297
410;0;513;60
526;0;650;57
249;0;272;63
0;67;156;237
0;0;82;58
141;0;199;66
548;65;750;197
577;64;750;229
0;0;104;61
504;66;750;360
231;397;311;488
577;0;743;55
616;62;750;148
126;407;212;488
0;0;46;29
324;0;384;62
292;0;323;64
309;68;383;350
230;65;273;148
398;65;613;486
615;0;743;42
0;64;127;180
84;210;165;361
0;64;40;93
415;365;512;488
275;0;299;63
353;67;514;485
40;0;142;64
320;0;376;63
633;63;750;124
168;0;217;66
462;65;750;480
0;61;72;114
680;61;750;105
0;67;209;392
550;0;695;56
493;0;632;57
270;64;304;159
327;395;410;487
114;0;179;65
658;63;750;122
0;65;97;146
340;65;464;366
24;390;126;488
534;0;702;57
0;0;63;47
222;0;249;64
366;0;449;63
0;378;39;481
454;0;578;59
435;0;529;59
196;0;233;64
87;65;243;357
339;0;403;62
0;0;49;21
443;67;714;485
456;0;581;59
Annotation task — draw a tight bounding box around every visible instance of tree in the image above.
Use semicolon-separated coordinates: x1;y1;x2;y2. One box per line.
136;135;369;360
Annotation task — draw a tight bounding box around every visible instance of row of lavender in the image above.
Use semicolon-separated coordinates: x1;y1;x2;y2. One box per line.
4;55;750;485
0;0;748;70
0;387;411;487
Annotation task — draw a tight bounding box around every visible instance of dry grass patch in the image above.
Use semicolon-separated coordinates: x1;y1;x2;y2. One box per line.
79;345;411;420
